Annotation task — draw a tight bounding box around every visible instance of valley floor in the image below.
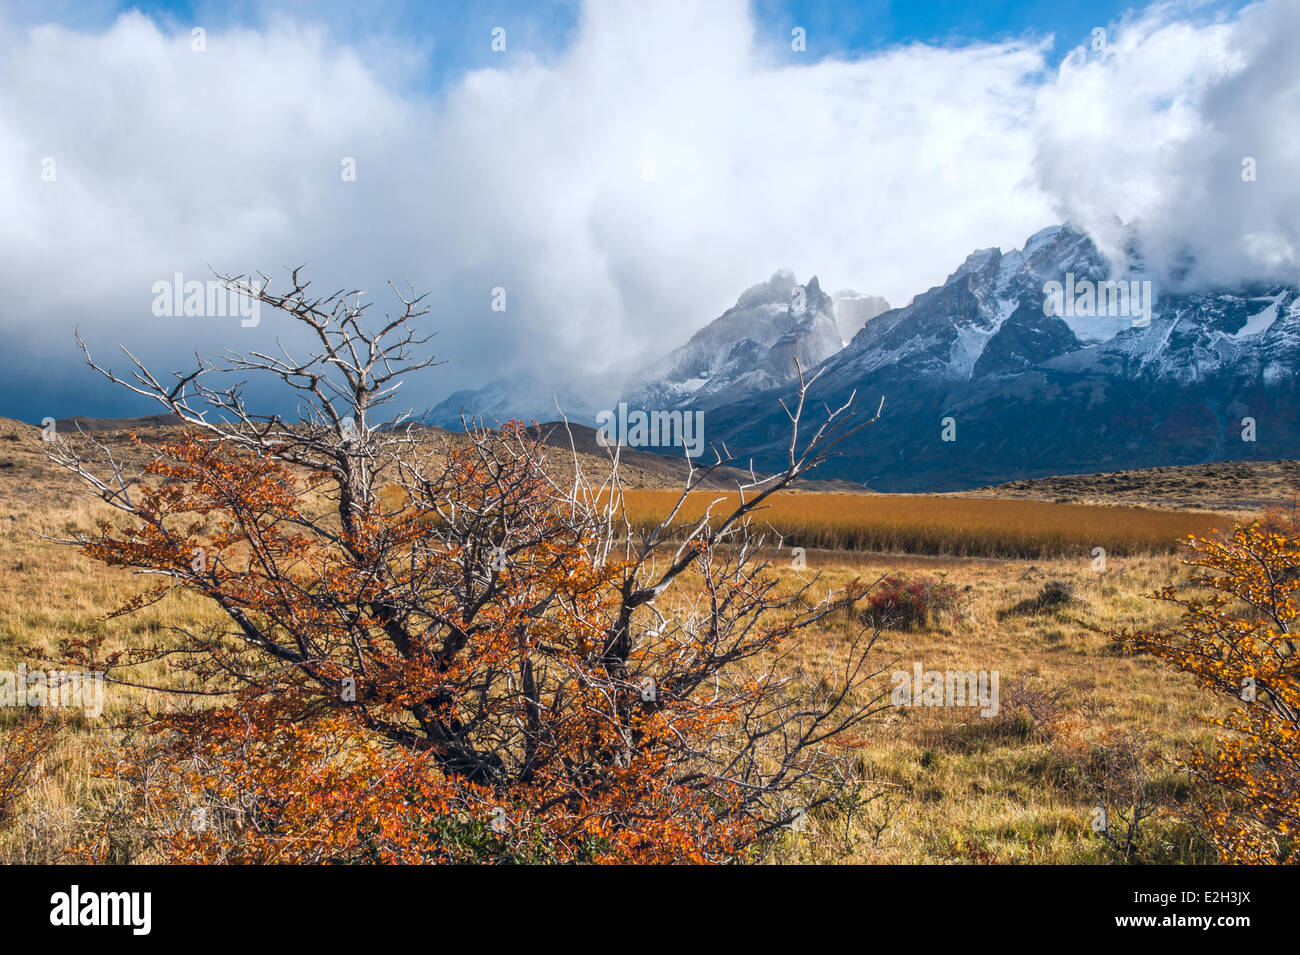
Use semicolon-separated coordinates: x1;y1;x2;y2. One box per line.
0;521;1224;864
0;416;1281;863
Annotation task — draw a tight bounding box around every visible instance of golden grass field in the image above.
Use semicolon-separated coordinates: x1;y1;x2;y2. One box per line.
0;417;1271;863
616;489;1229;558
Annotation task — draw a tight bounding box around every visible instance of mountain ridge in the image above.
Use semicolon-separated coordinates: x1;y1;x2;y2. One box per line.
423;223;1300;492
697;225;1300;490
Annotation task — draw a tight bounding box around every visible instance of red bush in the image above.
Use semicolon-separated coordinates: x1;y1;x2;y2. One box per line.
865;575;961;630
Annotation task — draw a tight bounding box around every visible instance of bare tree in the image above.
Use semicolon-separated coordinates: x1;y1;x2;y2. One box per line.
47;271;891;863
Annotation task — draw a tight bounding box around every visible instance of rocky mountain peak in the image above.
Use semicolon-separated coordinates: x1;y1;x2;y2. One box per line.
621;271;864;411
736;269;797;309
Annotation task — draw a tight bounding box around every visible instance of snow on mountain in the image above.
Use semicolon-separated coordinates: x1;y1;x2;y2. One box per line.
424;375;598;430
426;270;886;430
699;224;1300;490
426;222;1300;491
622;270;847;411
1045;286;1300;385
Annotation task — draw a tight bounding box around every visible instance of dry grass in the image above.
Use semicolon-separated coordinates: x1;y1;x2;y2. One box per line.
0;508;1224;864
618;489;1230;559
963;459;1300;514
0;417;1245;864
735;548;1222;863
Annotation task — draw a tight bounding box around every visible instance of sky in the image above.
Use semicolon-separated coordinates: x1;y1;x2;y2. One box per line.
0;0;1294;422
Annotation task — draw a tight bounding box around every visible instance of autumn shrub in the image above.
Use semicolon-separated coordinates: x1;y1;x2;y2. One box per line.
863;574;962;630
0;712;59;832
1111;513;1300;864
997;677;1070;741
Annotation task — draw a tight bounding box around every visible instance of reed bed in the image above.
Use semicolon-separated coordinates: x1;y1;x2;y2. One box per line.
616;490;1229;558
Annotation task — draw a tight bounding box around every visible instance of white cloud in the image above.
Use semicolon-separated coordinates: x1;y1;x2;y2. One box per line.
1033;0;1300;289
0;0;1294;420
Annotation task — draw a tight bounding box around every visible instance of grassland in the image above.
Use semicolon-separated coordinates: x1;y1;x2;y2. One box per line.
961;458;1300;514
0;514;1221;864
747;548;1223;863
0;416;1279;864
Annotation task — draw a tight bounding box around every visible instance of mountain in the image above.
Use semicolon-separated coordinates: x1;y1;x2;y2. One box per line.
426;224;1300;493
424;375;598;430
695;224;1300;491
621;270;847;411
429;270;888;432
832;289;891;342
53;413;183;432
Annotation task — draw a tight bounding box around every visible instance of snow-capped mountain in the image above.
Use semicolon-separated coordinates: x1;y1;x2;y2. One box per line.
621;270;852;411
424;375;598;430
427;271;885;430
699;225;1300;490
425;223;1300;492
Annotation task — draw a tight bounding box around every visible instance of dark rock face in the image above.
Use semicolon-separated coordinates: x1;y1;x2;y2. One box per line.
972;303;1078;378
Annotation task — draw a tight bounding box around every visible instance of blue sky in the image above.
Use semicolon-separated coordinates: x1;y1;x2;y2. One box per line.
8;1;1253;89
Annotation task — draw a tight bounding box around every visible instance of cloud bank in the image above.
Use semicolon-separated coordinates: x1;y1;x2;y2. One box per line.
0;0;1294;421
1034;0;1300;288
